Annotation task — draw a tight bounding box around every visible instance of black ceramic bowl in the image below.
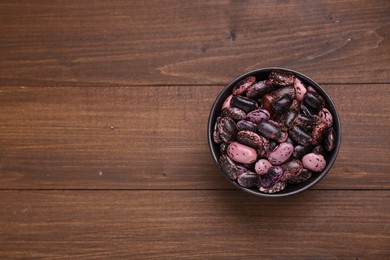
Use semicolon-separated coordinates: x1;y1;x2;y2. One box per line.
207;67;341;198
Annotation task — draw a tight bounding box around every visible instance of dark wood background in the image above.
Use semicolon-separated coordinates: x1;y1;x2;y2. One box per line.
0;1;389;259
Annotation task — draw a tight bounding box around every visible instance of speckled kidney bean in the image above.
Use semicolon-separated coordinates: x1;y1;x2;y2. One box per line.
237;171;259;188
258;166;284;188
301;92;325;115
261;94;275;112
231;95;257;113
293;77;307;101
236;120;258;132
318;108;333;128
281;110;299;130
293;145;313;159
245;108;270;123
217;116;238;143
232;76;256;95
288;169;312;185
222;107;246;121
255;159;272;175
258;120;287;143
246;80;274;99
213;117;223;144
257;135;270;158
311;122;327;146
227;142;257;164
272;86;296;99
222;94;233;110
236;130;263;149
302;153;326;172
289;125;312;146
269;71;295;86
268;142;294;165
324;127;336;152
280;159;303;181
258;181;286;193
294;114;319;130
271;95;293;115
219;155;238;180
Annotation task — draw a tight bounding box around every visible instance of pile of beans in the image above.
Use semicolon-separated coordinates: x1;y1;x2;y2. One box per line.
213;71;336;193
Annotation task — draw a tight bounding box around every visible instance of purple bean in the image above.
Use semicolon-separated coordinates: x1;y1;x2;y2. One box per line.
232;76;256;95
236;120;258;132
231;95;257;113
289;125;312;146
324;127;336;152
218;117;238;143
236;130;264;149
222;107;246;121
219;155;239;180
246;80;274;100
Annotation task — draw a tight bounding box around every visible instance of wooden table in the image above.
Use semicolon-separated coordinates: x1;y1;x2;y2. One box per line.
0;1;389;259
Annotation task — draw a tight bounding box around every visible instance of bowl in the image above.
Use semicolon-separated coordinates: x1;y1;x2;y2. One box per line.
207;67;341;198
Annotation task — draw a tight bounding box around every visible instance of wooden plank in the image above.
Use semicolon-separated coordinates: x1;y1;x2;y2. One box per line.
0;85;388;190
0;190;389;259
0;0;389;86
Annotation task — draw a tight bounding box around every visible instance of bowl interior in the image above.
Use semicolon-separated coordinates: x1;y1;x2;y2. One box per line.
208;67;341;197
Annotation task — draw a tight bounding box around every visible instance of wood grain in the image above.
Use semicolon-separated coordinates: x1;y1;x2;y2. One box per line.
0;85;389;189
0;0;389;87
0;190;389;259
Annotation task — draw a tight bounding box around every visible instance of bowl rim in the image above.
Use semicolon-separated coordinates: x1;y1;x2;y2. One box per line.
207;67;342;198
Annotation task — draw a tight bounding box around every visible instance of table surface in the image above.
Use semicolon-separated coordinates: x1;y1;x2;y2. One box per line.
0;1;389;259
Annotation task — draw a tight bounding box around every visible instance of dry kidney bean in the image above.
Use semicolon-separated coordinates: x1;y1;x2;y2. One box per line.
213;71;337;193
237;171;259;188
218;155;238;180
268;142;294;165
294;114;319;130
245;108;270;123
255;159;272;175
281;110;299;131
324;127;336;152
237;120;257;132
236;130;264;149
289;125;312;146
222;107;246;121
231;95;257;113
269;71;295;86
311;122;327;146
227;142;257;164
232;76;256;95
258;120;288;143
293;145;312;159
302;153;326;172
272;86;295;100
261;94;275;112
271;95;293;115
301;92;325;115
246;80;274;99
280;159;303;181
217;116;238;143
288;169;312;185
293;78;307;101
318;108;333;128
